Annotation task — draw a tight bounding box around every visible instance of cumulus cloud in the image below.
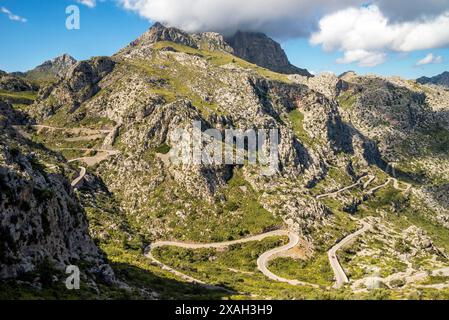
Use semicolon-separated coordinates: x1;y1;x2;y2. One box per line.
311;5;449;67
376;0;449;22
117;0;449;37
117;0;366;37
0;7;27;23
116;1;449;67
77;0;97;8
416;53;443;66
336;50;387;67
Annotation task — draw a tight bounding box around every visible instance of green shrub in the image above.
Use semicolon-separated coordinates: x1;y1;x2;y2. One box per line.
155;143;171;154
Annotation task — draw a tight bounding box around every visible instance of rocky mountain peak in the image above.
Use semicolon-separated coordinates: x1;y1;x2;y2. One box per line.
225;30;312;77
35;54;77;74
24;54;77;82
132;22;198;48
124;23;310;75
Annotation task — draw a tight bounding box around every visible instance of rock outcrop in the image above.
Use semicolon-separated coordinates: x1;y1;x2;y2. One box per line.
0;102;112;282
25;54;77;82
34;56;116;118
226;31;312;76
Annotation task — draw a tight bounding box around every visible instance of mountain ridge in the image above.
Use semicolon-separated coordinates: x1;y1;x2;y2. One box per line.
122;22;311;76
417;71;449;88
1;22;449;300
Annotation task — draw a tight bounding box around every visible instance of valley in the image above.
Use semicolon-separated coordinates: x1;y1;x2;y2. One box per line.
1;22;449;301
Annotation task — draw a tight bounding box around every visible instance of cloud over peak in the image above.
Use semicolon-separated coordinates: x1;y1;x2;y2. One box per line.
117;0;360;37
117;0;449;67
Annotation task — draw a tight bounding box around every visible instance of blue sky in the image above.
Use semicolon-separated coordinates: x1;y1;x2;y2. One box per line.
1;0;448;79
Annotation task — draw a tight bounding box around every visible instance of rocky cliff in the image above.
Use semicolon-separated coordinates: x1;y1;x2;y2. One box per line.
226;31;312;76
0;101;113;285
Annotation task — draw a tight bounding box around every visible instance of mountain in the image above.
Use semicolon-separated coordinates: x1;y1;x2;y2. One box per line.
2;23;449;299
417;71;449;88
226;31;312;76
24;54;77;82
122;22;311;76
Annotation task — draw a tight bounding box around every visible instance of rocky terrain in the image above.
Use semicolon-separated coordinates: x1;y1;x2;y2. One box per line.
0;100;118;296
1;22;449;300
225;31;312;76
11;54;77;83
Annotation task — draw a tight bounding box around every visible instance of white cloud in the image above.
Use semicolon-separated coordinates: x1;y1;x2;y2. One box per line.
336;50;387;67
117;0;365;37
416;53;443;66
311;5;449;67
0;7;27;23
115;1;449;67
77;0;97;8
116;0;449;38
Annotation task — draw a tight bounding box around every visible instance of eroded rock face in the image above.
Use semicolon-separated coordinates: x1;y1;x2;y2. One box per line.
33;56;116;119
225;31;312;76
0;104;111;281
25;54;77;81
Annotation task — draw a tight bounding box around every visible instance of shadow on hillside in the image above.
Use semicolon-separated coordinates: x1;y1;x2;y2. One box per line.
335;78;449;186
111;262;233;300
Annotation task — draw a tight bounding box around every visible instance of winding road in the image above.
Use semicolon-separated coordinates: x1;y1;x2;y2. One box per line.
316;175;373;200
320;176;412;288
64;148;120;167
145;230;320;289
145;174;413;290
327;220;372;288
71;166;87;189
27;122;415;291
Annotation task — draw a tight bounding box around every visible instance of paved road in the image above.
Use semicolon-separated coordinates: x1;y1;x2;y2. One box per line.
366;178;394;195
367;178;412;195
324;176;412;288
71;166;86;189
328;220;372;288
146;230;319;289
28;125;112;134
256;232;320;288
63;148;120;167
316;175;373;200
